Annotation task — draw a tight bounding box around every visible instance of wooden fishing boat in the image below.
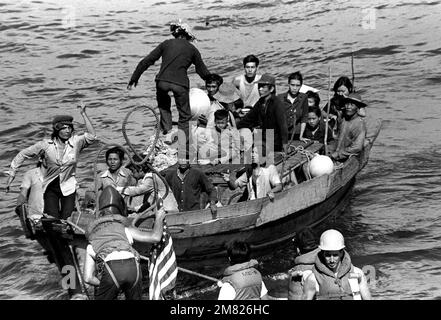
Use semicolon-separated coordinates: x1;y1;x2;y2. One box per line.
17;119;381;287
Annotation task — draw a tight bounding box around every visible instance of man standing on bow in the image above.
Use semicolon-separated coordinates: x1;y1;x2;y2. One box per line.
127;21;211;154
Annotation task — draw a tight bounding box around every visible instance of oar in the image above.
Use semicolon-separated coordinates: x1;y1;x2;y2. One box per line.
324;65;332;155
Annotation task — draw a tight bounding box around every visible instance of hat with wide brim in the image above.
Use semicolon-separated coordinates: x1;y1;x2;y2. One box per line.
257;73;276;86
344;93;367;108
170;21;196;41
214;83;240;103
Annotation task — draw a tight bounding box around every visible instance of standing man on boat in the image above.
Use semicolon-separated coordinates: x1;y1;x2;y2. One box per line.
236;73;288;157
6;104;96;219
127;20;211;154
302;229;372;300
232;54;262;114
84;186;166;300
277;71;309;141
329;93;366;162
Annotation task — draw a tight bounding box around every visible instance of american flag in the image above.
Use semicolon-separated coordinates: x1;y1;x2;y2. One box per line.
148;223;178;300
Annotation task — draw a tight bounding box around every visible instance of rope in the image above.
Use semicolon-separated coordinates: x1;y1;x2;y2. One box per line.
121;105;171;205
290;146;316;180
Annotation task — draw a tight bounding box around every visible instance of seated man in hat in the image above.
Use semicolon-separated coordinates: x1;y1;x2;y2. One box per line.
329;93;367;162
237;73;289;156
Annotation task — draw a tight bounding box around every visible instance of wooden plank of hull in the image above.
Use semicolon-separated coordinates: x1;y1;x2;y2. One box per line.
169;178;355;261
256;173;330;226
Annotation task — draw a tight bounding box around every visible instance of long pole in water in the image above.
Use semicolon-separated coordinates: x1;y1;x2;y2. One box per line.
139;255;223;287
324;65;332;155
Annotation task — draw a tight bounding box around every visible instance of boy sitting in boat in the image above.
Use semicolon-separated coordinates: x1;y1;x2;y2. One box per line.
194;109;241;165
222;148;282;201
300;106;334;144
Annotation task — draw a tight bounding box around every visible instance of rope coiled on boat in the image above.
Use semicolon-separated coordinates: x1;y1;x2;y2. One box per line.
120;105;172;227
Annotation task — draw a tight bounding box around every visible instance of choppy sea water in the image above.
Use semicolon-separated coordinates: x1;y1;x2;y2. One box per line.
1;0;441;300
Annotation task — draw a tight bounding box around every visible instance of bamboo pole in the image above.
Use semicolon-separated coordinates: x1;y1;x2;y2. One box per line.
324;66;332;155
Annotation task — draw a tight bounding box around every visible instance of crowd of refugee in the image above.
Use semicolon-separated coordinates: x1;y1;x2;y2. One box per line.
4;21;372;300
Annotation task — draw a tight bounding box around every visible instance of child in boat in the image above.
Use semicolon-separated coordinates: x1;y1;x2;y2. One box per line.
299;106;334;144
194;109;241;165
84;186;166;300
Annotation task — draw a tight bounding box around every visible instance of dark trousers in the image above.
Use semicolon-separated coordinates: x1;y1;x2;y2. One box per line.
95;258;142;300
44;177;75;219
156;80;191;153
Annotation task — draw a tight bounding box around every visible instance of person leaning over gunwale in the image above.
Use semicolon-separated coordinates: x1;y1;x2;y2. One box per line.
6;103;96;219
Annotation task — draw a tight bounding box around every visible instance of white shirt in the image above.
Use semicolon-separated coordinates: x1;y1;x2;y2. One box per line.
218;281;268;300
235;165;281;200
10;132;96;196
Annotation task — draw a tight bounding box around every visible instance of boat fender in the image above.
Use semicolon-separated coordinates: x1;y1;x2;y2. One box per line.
190;88;211;119
309;155;334;178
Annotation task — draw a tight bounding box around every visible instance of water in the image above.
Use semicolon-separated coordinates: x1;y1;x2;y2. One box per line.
1;0;441;300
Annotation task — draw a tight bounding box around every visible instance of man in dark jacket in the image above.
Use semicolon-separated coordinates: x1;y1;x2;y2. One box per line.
277;71;309;140
127;21;210;153
237;74;288;157
164;156;217;213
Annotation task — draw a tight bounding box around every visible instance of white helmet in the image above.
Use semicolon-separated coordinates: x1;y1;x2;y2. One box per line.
319;229;345;251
